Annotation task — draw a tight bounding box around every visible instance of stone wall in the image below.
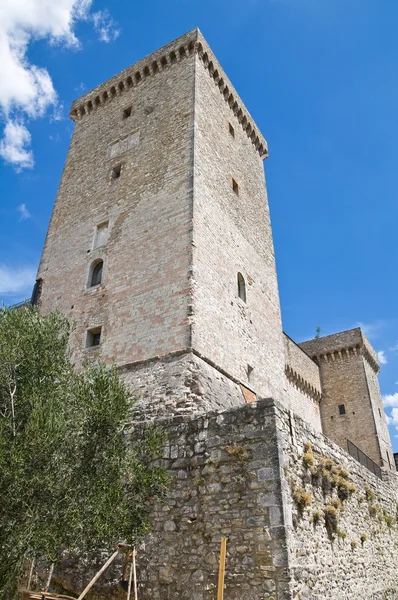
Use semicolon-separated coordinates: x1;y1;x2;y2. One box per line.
283;334;322;432
278;402;398;600
192;41;286;403
120;350;246;420
46;398;398;600
37;30;197;370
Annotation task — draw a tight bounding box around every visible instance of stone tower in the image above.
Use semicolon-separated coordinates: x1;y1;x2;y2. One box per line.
300;328;394;470
35;28;286;417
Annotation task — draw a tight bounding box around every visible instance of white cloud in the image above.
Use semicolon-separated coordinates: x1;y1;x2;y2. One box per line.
377;350;387;365
17;203;31;220
355;320;384;340
92;10;120;43
0;265;36;296
0;0;119;170
388;408;398;428
383;393;398;408
0;121;34;170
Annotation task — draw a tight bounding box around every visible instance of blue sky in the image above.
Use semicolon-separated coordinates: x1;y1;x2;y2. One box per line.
1;0;398;448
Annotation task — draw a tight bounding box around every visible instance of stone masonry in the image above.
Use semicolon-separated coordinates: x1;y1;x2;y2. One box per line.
48;399;398;599
301;328;394;470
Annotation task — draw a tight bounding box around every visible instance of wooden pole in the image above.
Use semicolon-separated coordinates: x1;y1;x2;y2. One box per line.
132;550;138;600
217;538;227;600
126;553;133;600
76;550;119;600
44;563;54;592
27;559;35;590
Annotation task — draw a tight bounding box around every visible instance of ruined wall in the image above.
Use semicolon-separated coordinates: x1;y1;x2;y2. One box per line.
192;40;286;403
283;334;322;432
300;328;394;468
47;399;398;600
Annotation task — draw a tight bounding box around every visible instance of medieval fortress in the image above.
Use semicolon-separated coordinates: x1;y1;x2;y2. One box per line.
34;29;398;599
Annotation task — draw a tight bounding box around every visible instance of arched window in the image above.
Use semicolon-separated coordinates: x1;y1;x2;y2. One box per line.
237;272;246;303
90;260;103;287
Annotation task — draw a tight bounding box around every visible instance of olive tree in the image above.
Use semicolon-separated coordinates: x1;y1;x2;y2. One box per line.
0;306;167;598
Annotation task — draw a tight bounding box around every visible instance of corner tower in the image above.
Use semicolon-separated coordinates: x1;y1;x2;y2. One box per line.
300;328;394;470
35;29;286;417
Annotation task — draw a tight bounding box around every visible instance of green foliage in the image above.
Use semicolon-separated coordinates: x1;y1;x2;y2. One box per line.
360;533;368;544
314;326;321;339
0;306;168;598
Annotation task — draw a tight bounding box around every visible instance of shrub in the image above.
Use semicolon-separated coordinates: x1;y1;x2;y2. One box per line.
385;514;394;529
303;452;315;468
325;505;338;534
365;488;375;503
293;487;312;511
312;510;322;525
351;540;358;551
321;458;335;471
360;533;367;544
225;444;249;462
369;504;379;517
337;467;349;479
304;441;312;453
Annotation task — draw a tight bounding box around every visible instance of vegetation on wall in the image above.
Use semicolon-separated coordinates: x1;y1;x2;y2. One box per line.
0;306;168;599
290;441;396;548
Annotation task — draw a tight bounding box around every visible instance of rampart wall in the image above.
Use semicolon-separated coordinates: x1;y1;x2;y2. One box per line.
49;398;398;600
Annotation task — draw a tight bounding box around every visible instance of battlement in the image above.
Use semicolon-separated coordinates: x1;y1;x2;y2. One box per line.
69;28;268;159
300;327;380;373
284;333;322;403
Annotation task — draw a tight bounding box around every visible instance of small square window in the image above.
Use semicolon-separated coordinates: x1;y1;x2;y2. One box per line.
229;122;235;138
93;221;108;249
123;106;132;119
232;178;239;196
338;404;346;416
111;164;122;180
86;327;102;348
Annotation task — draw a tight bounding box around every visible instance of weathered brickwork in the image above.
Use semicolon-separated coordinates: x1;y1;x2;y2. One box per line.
300;329;394;469
45;400;398;599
